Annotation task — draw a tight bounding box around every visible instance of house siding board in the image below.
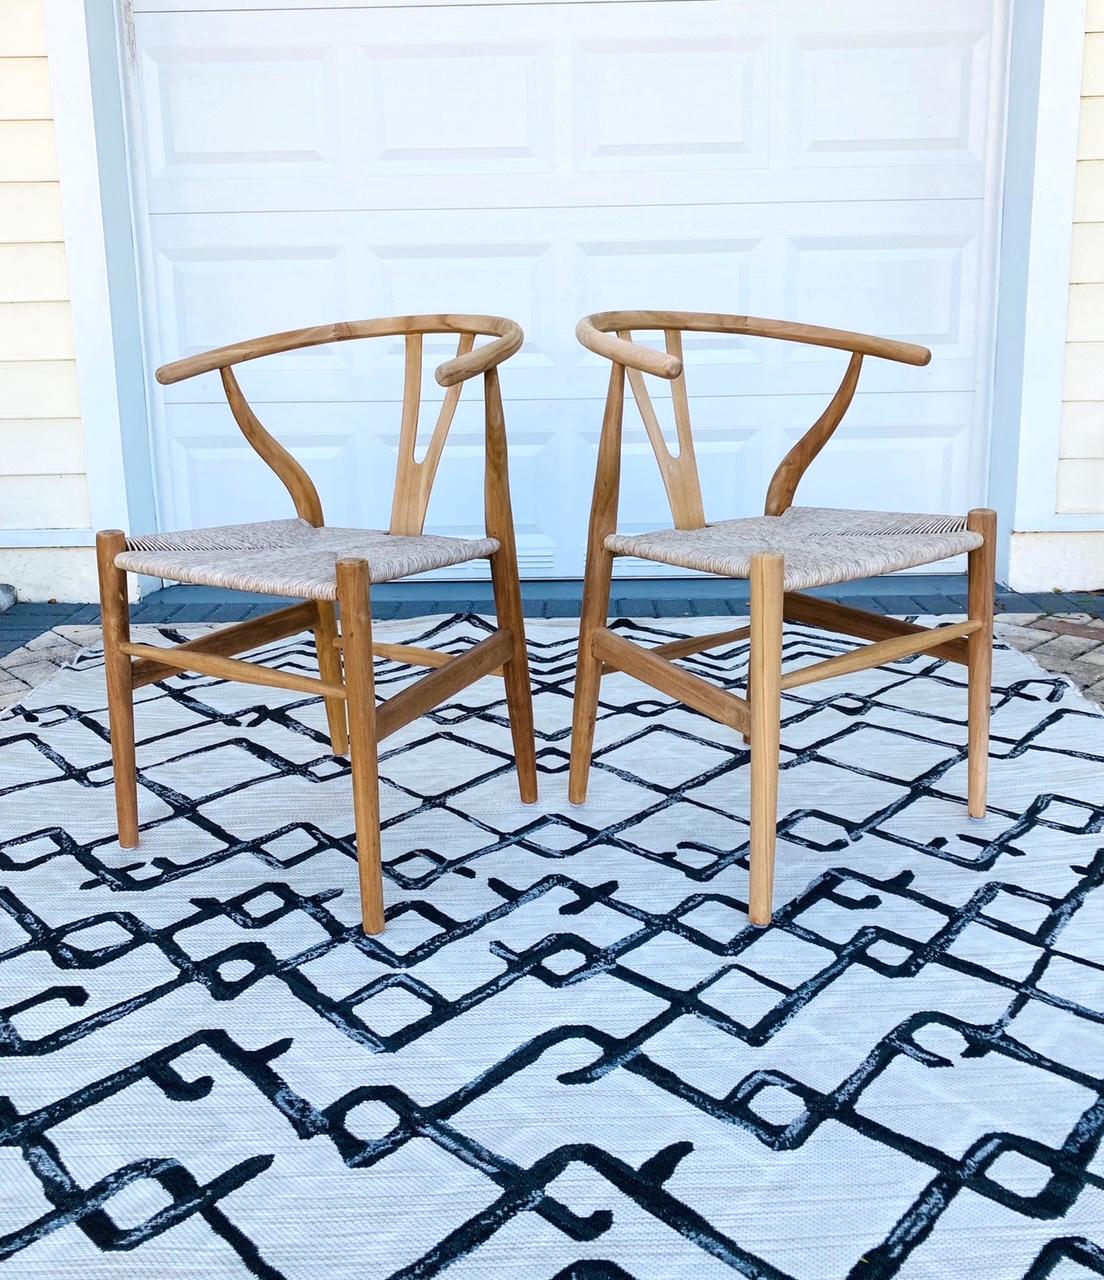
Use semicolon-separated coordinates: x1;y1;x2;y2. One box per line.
0;301;75;361
0;58;52;119
1062;11;1104;515
0;1;47;58
1071;222;1104;280
0;0;92;600
0;475;89;529
0;420;84;474
0;242;68;301
0;184;64;242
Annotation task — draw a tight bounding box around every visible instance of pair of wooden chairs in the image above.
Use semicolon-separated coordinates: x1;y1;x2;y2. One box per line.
97;311;995;935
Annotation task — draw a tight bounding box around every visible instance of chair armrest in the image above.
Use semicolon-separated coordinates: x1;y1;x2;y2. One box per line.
155;323;353;384
156;315;526;386
723;315;931;366
434;319;524;388
577;310;931;372
575;316;683;379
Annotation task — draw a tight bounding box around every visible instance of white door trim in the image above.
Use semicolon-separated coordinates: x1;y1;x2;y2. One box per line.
41;0;135;538
998;0;1101;540
1007;0;1093;534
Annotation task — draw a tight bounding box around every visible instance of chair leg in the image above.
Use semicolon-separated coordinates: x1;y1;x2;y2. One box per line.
489;548;538;804
335;559;385;934
748;552;784;926
313;601;348;755
96;530;139;848
568;545;615;805
742;664;752;745
966;508;996;819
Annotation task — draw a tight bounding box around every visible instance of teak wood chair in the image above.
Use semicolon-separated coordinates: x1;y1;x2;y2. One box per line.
96;314;536;935
570;310;995;926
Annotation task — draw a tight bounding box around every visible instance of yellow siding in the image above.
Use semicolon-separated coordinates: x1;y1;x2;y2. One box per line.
1;0;48;57
0;0;91;593
1062;3;1104;513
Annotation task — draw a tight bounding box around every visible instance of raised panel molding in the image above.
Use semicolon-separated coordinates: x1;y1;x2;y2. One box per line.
369;42;552;168
168;426;364;530
784;235;973;356
790;33;986;164
371;240;556;369
142;45;339;175
134;5;997;211
575;239;760;356
573;37;767;167
155;244;349;377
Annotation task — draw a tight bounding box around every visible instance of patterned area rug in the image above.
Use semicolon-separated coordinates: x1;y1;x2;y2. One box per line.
1;614;1102;1278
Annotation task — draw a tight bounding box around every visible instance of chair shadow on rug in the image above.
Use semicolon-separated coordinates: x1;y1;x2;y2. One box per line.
569;310;996;926
96;314;537;935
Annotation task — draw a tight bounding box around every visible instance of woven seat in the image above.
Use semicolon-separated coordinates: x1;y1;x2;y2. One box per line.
605;505;982;592
116;517;499;600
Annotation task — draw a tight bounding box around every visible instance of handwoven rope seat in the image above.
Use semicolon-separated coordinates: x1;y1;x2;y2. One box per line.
117;517;499;599
604;506;982;592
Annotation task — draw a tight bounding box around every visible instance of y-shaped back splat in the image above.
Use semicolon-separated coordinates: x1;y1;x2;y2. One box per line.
157;313;521;534
622;329;706;530
576;310;930;528
389;331;475;535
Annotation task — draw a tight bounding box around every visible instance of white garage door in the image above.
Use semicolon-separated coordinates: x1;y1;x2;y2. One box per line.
126;0;1007;577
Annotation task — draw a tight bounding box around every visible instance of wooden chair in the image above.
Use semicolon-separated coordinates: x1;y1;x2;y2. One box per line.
570;310;995;926
96;314;536;935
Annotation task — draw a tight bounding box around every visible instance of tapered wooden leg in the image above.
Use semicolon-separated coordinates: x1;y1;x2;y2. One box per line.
335;559;385;935
482;366;537;802
748;552;784;926
568;545;615;805
568;363;625;806
966;508;996;819
313;601;348;755
96;530;139;848
489;549;538;803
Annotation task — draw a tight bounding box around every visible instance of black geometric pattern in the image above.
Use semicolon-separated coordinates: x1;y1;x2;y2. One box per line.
1;614;1102;1278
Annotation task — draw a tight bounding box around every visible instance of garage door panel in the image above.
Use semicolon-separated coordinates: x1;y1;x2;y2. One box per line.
131;0;1004;576
149;199;982;406
144;168;996;217
634;391;972;524
139;44;343;182
370;242;558;373
573;35;768;172
160;398;570;575
782;236;978;360
373;42;554;171
785;29;992;170
165;421;372;534
152;244;363;381
158;383;974;563
134;2;995;213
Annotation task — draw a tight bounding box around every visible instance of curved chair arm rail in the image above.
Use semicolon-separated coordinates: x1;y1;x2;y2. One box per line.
155;314;524;388
576;310;931;377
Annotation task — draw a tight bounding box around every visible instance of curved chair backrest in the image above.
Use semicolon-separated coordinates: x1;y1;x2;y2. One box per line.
576;310;931;528
156;314;524;536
